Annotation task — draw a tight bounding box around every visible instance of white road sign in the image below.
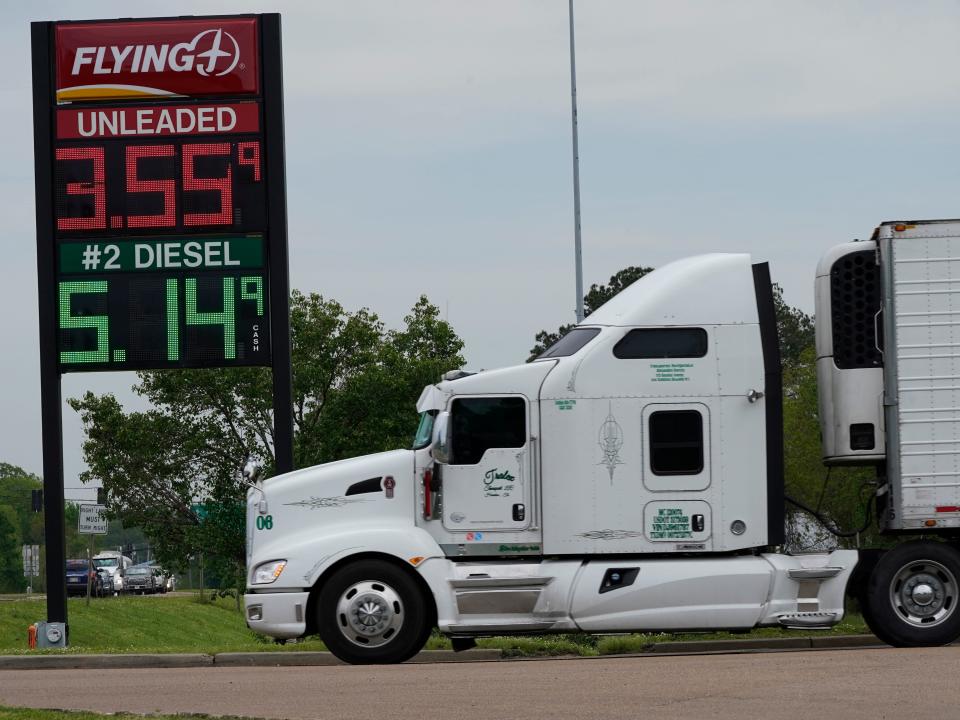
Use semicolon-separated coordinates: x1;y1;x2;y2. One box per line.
22;544;40;577
78;504;108;534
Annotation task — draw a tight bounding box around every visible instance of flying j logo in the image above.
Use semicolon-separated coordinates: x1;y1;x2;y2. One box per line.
55;18;259;102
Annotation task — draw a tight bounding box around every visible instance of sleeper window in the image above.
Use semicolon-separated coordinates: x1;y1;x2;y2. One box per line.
614;328;708;359
649;410;703;475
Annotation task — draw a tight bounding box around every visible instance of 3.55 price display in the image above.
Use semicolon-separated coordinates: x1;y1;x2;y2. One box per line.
54;137;265;237
58;269;270;371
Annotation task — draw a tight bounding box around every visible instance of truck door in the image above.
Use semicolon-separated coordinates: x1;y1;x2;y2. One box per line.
441;395;533;532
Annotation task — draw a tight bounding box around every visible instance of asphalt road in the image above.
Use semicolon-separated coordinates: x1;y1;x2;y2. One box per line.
1;646;958;720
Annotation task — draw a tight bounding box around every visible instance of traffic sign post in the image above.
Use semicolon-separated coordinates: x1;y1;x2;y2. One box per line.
22;545;41;583
31;14;291;645
78;505;107;535
77;505;107;605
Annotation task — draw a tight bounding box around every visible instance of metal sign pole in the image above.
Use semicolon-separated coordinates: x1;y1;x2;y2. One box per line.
262;14;294;474
568;0;584;324
31;21;68;644
86;538;92;606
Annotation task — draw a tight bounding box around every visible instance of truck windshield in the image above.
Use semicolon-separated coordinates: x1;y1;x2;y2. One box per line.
412;411;436;449
94;558;118;568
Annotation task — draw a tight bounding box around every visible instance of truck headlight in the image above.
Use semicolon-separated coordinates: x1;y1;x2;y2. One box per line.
252;560;287;585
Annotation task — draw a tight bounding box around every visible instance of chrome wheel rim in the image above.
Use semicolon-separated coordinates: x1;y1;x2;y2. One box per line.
889;559;957;628
336;580;404;648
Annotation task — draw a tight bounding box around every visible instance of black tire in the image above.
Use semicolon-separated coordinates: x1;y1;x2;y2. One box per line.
862;541;960;647
317;559;432;665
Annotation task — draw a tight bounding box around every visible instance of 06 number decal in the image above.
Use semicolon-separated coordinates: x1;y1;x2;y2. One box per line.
255;515;273;531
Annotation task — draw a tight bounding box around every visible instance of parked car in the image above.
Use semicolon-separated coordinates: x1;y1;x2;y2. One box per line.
123;565;158;594
126;562;173;594
93;552;133;594
65;559;104;597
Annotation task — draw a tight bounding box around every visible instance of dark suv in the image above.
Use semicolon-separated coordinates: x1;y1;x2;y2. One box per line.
66;559;104;597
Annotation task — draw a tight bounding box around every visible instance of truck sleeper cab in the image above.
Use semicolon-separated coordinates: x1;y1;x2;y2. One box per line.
246;242;960;664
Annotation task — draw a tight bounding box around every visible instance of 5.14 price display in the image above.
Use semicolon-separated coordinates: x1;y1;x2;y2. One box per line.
59;264;270;370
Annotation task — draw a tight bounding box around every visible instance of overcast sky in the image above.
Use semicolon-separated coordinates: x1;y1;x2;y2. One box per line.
5;1;960;497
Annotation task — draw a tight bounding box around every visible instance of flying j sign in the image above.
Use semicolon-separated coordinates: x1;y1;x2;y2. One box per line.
54;17;259;102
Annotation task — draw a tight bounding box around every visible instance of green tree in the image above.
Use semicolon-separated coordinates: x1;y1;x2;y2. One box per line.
0;505;23;592
772;284;815;370
0;463;42;545
70;292;464;593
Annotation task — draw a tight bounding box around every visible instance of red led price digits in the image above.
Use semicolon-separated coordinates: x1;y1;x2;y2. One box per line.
126;145;176;228
56;147;105;231
237;141;261;181
54;140;261;233
183;143;232;226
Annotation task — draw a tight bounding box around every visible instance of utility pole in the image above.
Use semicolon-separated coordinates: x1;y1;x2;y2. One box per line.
569;0;585;323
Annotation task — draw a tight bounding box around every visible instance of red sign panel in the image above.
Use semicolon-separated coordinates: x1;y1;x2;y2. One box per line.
57;102;260;139
55;18;259;103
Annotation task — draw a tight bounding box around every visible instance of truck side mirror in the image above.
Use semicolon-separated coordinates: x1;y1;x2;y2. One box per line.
432;411;453;464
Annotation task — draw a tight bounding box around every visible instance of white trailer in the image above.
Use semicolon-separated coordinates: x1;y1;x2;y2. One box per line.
244;220;960;663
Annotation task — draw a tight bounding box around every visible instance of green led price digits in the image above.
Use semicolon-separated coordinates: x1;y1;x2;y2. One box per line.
59;280;109;364
59;275;266;367
165;276;264;361
187;277;235;359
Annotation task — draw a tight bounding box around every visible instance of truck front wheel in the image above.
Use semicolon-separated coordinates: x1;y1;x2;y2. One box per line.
863;541;960;647
317;559;431;664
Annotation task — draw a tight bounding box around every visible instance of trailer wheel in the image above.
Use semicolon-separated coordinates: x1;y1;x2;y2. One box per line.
317;559;431;665
863;541;960;647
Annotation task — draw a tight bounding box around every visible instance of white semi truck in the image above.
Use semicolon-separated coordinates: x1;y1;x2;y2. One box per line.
244;219;960;664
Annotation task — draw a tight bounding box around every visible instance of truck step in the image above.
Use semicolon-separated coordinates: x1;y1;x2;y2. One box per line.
776;611;840;629
446;620;559;634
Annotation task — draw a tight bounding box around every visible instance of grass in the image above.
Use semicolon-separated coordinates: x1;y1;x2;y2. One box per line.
0;593;869;657
0;594;325;655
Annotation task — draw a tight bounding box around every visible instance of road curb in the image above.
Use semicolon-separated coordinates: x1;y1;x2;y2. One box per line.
646;634;884;654
213;649;502;666
0;653;213;670
0;636;888;670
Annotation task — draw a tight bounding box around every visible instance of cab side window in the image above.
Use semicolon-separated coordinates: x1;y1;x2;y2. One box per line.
450;397;526;465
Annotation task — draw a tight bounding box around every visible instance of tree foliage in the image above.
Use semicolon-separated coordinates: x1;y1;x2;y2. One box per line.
70;293;464;591
772;284;815;370
0;463;42;545
0;463;42;592
0;506;22;592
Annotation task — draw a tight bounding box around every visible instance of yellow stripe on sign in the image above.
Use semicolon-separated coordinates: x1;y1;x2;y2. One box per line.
56;85;178;102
